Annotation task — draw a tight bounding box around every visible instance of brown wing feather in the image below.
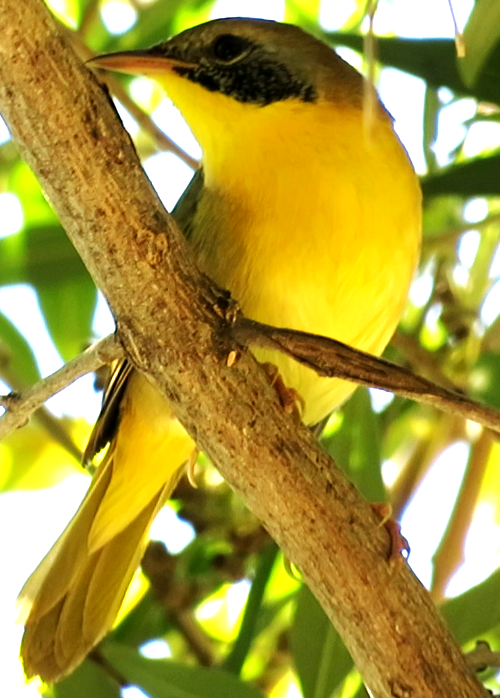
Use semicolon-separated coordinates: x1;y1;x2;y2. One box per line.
83;359;132;465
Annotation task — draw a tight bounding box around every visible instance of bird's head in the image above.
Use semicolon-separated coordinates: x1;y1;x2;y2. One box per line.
89;18;373;169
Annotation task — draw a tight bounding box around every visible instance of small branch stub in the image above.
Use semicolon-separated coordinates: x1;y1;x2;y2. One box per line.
0;335;122;441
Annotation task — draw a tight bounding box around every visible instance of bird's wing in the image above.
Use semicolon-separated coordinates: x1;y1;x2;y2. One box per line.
84;168;203;465
171;167;204;242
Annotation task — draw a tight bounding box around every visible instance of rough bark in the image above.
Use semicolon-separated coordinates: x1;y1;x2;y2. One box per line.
0;1;488;696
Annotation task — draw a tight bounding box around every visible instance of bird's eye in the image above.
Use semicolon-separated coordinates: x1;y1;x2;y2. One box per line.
211;34;250;63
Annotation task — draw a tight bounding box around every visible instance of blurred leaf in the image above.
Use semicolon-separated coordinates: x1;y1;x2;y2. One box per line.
459;0;500;87
253;590;297;637
422;154;500;198
0;224;98;360
103;642;266;698
422;85;440;173
223;542;279;675
172;0;215;35
100;0;205;52
470;351;500;409
326;33;500;106
1;418;83;492
0;308;40;386
421;196;464;245
322;389;385;501
441;568;500;643
292;585;353;698
286;0;321;21
37;277;97;361
0;225;91;287
45;0;80;28
52;657;120;698
8;160;56;227
467;113;500;125
111;590;170;647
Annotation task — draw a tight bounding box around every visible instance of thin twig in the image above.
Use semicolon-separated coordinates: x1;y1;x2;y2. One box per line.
392;331;456;390
230;317;500;435
171;609;214;667
0;345;82;460
431;430;494;601
466;641;500;672
89;648;129;687
424;213;500;251
79;0;100;38
391;413;464;519
447;0;466;58
0;334;122;442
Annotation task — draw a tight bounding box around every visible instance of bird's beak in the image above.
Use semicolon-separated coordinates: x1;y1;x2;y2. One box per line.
87;50;196;76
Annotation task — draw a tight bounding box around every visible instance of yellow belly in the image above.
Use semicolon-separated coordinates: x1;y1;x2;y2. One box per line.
191;103;421;424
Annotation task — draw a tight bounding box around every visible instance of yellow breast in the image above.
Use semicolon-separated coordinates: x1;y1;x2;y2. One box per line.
187;98;421;424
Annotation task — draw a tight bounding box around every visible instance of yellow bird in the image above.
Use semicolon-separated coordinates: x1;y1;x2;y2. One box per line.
18;17;421;682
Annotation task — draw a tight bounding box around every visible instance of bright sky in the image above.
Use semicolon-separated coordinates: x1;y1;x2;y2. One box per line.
2;1;500;697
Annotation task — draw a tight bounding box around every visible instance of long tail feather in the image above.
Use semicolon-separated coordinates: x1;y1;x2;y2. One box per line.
19;373;195;682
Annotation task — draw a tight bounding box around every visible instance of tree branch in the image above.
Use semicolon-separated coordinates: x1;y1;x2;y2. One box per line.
230;318;500;435
466;641;500;673
0;340;82;459
3;316;500;450
0;334;122;441
0;2;488;696
64;26;199;171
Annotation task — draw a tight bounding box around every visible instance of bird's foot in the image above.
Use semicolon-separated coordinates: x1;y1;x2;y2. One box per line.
371;502;410;562
260;362;305;418
186;449;200;488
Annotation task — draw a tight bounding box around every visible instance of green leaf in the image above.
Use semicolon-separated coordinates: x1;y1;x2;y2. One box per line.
322;389;385;501
52;658;121;698
326;33;500;106
36;276;98;361
0;225;98;360
422;154;500;198
99;0;202;53
223;542;279;675
0;309;40;387
102;642;266;698
286;0;321;22
441;568;500;644
111;590;170;647
8;160;57;228
292;585;353;698
422;85;440;173
0;225;91;288
459;0;500;88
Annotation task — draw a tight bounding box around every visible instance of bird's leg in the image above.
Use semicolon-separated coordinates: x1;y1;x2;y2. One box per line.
259;362;305;418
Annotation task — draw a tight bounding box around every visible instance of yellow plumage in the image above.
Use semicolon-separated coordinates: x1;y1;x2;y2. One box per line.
185;96;420;423
19;375;190;680
19;17;421;682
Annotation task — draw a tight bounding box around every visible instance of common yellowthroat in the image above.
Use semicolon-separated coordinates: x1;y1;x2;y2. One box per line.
18;17;421;682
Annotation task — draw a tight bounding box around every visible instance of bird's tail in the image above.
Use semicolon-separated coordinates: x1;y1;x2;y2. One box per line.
18;371;195;682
